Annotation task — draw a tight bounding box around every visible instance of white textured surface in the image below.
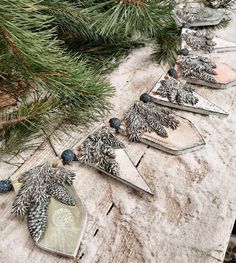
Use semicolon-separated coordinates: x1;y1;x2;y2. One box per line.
0;16;236;263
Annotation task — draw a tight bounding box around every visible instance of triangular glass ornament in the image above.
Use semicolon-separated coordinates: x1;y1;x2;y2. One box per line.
87;148;153;195
12;164;87;258
110;101;205;155
176;55;236;89
181;28;236;54
150;74;228;117
172;3;225;27
76;127;153;195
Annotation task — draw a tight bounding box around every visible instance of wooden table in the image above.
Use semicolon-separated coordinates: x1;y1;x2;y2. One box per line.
1;17;236;263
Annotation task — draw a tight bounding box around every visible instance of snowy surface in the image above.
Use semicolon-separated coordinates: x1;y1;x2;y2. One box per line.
0;14;236;263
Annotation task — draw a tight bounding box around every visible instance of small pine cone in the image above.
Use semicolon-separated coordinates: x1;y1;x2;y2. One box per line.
100;129;124;149
206;46;214;53
199;56;211;64
177;89;186;105
101;144;116;159
109;136;124;149
185;93;199;105
104;159;119;176
201;58;216;69
183;84;194;92
49;167;75;186
166;116;180;130
27;202;49;242
47;183;75;206
168;89;178;103
157;112;171;127
204;63;216;75
206;40;216;46
158;81;169;98
176;94;184;105
147;118;168;138
191;96;199;105
195;71;216;83
127;127;142;142
160;107;172;115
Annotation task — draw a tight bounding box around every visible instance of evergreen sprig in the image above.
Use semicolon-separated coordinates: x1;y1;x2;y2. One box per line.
152;23;181;66
86;0;173;37
0;0;113;155
40;0;178;70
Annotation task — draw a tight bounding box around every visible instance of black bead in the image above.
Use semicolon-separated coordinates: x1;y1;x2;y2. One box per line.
0;179;13;193
61;149;76;165
140;93;150;103
182;23;191;29
168;68;177;79
179;48;189;56
109;118;121;130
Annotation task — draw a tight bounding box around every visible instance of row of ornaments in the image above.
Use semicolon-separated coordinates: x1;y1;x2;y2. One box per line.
2;1;236;260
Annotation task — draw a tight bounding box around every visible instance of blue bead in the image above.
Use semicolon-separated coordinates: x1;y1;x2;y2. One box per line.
168;68;177;79
61;150;76;165
179;48;189;56
109;118;121;130
0;180;13;193
140;93;150;103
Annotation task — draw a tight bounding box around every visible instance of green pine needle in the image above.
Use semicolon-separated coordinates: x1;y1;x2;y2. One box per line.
0;0;113;155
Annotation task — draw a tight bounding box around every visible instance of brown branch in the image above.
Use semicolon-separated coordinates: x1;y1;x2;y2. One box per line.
39;75;100;96
47;7;86;20
0;100;52;127
0;27;31;73
119;0;147;8
0;115;35;127
0;93;16;108
36;72;69;78
0;76;26;101
51;8;79;16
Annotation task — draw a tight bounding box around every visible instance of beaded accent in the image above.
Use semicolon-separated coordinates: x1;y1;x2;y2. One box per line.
0;179;13;193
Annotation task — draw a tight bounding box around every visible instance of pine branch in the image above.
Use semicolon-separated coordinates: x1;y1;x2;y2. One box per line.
65;35;144;72
38;1;95;39
2;0;233;157
0;0;113;156
120;0;147;8
152;23;181;66
0;27;31;73
41;0;177;68
72;0;173;38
